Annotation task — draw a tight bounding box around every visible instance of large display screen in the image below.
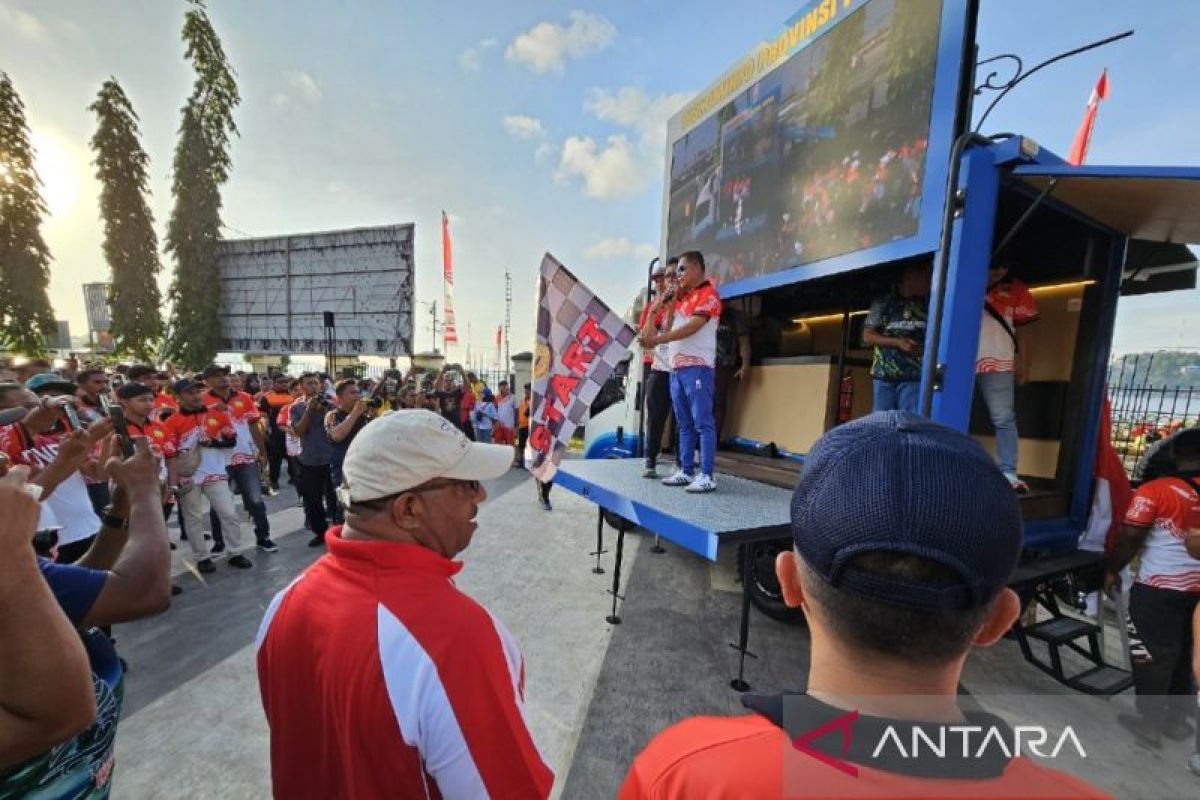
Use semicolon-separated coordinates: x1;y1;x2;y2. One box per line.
665;0;953;292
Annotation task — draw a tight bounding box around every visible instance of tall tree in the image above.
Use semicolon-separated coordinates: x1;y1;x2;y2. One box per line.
0;72;56;354
90;78;163;361
164;0;240;368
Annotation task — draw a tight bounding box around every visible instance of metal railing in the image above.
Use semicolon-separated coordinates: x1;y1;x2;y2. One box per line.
1107;353;1199;474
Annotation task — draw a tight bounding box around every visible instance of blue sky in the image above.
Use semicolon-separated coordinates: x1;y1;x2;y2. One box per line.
1;0;1196;360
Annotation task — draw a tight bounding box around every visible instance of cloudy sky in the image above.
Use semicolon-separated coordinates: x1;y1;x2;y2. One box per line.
1;0;1197;360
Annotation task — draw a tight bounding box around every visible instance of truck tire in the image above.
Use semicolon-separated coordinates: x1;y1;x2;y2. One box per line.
737;540;807;626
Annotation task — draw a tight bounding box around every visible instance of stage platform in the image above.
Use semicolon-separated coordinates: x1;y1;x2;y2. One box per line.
554;459;793;560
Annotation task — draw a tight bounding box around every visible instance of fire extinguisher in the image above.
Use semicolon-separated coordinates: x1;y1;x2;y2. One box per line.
838;373;854;423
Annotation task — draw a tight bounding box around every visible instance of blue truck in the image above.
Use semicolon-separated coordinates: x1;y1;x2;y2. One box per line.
578;0;1200;694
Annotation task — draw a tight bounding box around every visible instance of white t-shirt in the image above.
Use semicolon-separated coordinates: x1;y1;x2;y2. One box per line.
44;472;102;546
495;395;517;427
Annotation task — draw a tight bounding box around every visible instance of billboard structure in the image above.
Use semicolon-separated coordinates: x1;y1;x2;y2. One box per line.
663;0;970;297
82;282;114;352
217;224;415;357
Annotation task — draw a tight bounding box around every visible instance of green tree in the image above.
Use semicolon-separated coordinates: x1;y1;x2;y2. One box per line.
0;72;56;354
164;0;240;369
90;78;163;361
884;0;941;106
807;11;866;127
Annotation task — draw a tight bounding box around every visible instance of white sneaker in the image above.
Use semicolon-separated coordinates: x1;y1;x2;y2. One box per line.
1003;472;1029;493
685;474;717;493
661;470;693;487
641;465;658;479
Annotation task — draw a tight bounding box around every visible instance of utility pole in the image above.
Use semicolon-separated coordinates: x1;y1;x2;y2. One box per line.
430;300;438;353
418;300;441;353
504;271;512;380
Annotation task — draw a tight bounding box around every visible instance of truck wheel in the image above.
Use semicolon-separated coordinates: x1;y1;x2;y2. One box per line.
737;540;807;626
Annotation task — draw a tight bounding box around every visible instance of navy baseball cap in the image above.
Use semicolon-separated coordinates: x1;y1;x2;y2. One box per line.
173;378;201;394
116;382;154;400
791;411;1022;610
127;364;157;381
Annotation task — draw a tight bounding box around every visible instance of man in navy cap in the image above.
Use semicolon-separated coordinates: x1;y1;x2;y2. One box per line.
621;412;1104;798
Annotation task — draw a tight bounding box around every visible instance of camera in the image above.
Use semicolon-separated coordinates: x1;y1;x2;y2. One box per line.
365;396;384;409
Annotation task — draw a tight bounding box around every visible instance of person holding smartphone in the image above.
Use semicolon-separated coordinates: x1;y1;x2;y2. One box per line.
863;262;931;414
8;375;108;562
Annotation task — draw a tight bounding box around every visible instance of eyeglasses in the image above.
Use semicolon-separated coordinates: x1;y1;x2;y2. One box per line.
349;478;482;513
408;478;482;495
676;263;689;275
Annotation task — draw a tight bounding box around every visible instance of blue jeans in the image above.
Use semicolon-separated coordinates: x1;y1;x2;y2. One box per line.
210;461;271;543
977;371;1018;474
872;379;920;413
475;427;493;444
670;366;716;476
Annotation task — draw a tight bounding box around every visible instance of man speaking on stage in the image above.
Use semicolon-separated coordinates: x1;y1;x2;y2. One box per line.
638;250;721;494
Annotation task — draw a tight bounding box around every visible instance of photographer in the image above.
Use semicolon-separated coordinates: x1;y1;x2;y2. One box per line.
290;373;340;547
8;375;111;562
324;379;376;487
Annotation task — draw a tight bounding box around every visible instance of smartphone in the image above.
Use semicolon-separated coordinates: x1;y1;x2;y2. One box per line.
100;395;136;457
62;401;82;432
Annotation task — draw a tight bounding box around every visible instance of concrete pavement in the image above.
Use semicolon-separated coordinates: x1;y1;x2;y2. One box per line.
107;470;1199;798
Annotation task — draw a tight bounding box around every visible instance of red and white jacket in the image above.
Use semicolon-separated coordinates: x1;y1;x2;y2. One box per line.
256;528;553;799
204;389;261;467
162;406;237;486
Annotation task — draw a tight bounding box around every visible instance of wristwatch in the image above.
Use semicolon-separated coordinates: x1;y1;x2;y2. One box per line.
100;506;129;529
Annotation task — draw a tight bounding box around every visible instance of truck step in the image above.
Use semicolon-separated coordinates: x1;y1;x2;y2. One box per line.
1022;616;1099;645
1068;665;1134;696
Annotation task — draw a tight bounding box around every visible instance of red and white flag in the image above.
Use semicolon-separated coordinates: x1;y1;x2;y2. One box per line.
441;212;459;346
1079;395;1132;554
1066;70;1108;166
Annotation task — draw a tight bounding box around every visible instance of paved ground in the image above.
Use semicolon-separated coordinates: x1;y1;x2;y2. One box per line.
108;469;1199;798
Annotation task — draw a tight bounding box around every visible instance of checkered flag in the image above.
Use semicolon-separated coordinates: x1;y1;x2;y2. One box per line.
529;253;636;482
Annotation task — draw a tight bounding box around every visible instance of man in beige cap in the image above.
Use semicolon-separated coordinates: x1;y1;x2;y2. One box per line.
256;409;553;799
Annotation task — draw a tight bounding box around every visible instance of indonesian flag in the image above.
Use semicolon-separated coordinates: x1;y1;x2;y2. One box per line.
1066;70;1108;166
442;212;459;346
1079;395;1132;554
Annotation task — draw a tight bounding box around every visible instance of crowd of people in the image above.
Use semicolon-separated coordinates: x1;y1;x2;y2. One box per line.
1;247;1197;797
0;354;539;795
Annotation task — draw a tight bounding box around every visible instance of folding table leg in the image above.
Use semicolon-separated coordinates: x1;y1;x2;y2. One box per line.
729;545;758;691
606;524;627;625
590;507;607;574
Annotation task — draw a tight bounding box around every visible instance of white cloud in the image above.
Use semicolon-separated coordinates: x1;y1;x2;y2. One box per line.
584;86;692;151
555;135;645;199
584;237;657;260
459;38;497;72
0;4;48;40
551;85;692;200
283;70;323;105
505;11;616;75
534;142;558;165
502;114;546;140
